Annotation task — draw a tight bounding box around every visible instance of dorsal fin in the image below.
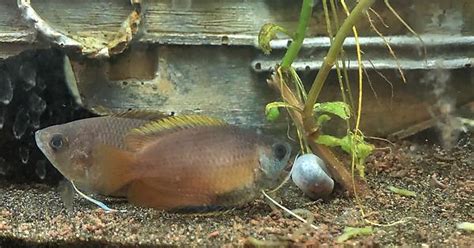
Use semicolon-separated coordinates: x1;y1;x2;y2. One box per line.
125;115;227;151
110;109;171;121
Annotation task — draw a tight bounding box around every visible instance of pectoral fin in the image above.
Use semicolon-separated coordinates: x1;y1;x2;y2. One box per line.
92;144;136;195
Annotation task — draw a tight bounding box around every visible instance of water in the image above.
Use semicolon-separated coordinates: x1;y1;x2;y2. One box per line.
19;146;30;164
19;62;37;91
29;92;47;114
12;107;30;139
35;160;47;180
0;72;14;104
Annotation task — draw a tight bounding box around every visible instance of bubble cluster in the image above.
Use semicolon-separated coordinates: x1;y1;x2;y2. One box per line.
0;49;92;183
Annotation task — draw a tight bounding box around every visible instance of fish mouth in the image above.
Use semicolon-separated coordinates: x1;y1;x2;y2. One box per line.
35;129;54;164
35;130;47;154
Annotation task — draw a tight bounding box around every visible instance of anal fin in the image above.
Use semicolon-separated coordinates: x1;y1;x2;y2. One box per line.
127;179;214;210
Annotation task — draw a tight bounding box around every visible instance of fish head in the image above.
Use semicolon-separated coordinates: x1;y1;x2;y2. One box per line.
35;121;96;187
257;139;292;187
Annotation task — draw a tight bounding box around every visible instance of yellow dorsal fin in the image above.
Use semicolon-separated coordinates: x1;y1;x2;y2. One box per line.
125;115;227;151
130;115;226;135
110;109;171;121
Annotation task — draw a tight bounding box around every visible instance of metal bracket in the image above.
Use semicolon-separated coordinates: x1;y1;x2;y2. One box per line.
252;35;474;72
17;0;142;58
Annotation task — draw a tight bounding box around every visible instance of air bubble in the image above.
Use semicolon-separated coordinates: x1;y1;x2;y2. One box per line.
36;77;47;92
29;92;47;114
19;146;30;164
0;72;14;104
19;62;37;91
0;106;6;129
35;160;47;180
12;107;30;139
0;157;7;175
30;112;41;129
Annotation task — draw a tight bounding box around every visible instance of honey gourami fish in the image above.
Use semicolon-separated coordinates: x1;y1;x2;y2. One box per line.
35;114;291;211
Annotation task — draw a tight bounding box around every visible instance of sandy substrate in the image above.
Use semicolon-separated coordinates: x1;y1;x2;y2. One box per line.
1;135;473;247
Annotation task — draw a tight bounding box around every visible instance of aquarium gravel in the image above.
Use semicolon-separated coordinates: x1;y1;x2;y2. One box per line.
1;137;472;247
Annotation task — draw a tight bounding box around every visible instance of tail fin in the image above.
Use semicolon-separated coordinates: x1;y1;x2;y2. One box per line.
91;144;136;196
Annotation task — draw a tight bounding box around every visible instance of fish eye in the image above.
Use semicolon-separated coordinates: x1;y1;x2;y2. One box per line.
49;134;66;151
272;143;288;161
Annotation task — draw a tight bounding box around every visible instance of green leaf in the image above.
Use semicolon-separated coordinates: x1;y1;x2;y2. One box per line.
356;141;374;165
337;226;374;243
314;101;351;120
339;135;353;154
258;23;291;55
388;186;417;197
315;134;343;147
265;102;302;122
342;134;374;178
316;132;374;178
266;106;280;122
316;114;332;126
265;102;285;122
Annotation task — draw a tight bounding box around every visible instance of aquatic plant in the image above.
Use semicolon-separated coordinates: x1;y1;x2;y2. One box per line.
259;0;426;199
259;0;378;196
336;226;374;242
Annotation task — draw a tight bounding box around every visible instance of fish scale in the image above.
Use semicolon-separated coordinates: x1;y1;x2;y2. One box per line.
128;126;262;203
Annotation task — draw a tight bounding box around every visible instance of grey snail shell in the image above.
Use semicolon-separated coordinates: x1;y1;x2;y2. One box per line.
291;153;334;199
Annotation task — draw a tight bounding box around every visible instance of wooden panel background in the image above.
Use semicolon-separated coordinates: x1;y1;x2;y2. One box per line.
1;0;473;57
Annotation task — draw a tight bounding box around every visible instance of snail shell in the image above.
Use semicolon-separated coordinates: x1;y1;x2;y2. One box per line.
291;153;334;199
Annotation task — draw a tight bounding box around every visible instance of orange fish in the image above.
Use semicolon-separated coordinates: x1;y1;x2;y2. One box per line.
35;112;292;211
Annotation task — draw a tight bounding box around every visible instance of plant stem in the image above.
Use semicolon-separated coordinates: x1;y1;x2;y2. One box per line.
280;0;313;68
303;0;376;121
268;69;366;196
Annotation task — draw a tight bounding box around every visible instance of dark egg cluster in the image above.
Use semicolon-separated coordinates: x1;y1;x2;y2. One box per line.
0;49;92;184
